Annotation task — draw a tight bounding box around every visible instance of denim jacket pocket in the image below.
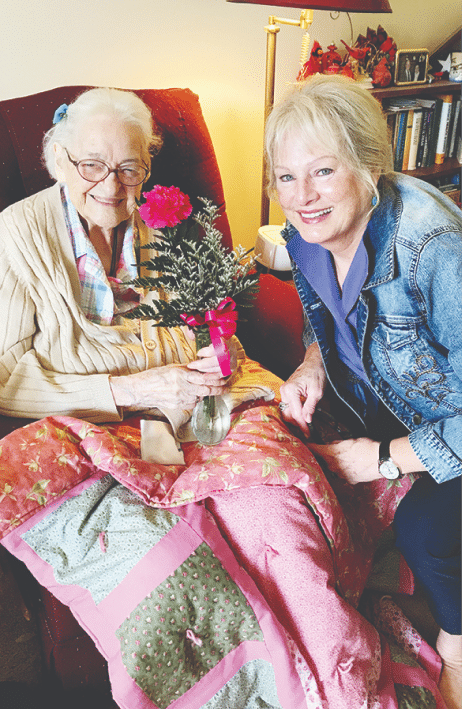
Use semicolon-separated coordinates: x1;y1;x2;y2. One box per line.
371;318;419;350
370;317;455;415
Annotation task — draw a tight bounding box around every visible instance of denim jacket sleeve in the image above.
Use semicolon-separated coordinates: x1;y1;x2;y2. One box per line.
403;228;462;482
302;311;316;349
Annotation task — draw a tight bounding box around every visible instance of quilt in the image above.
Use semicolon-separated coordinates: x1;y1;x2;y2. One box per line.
0;404;447;709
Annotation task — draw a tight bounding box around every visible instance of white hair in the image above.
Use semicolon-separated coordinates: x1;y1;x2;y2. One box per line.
43;87;162;179
265;74;393;206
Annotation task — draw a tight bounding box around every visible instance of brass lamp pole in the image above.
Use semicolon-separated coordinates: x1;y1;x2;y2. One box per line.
262;9;314;225
227;0;392;227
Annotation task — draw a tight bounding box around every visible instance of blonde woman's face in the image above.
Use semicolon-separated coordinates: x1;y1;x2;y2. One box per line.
274;130;374;255
54;114;146;233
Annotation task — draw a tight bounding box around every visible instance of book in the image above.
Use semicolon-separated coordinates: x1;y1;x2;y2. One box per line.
434;94;453;165
385;97;420;112
426;97;444;167
416;108;430;168
393;110;409;171
391;111;402;152
448;98;461;158
401;109;414;171
415;99;436;169
445;98;458;157
407;109;423;171
456;135;462;165
386;112;397;151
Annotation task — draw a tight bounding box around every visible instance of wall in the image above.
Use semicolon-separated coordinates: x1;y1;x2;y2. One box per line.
1;0;459;249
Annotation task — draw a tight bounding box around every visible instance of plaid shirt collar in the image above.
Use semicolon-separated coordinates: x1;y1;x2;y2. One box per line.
61;184;140;325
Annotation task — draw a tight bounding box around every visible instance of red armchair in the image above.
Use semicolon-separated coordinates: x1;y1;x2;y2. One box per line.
0;85;304;693
0;84;304;398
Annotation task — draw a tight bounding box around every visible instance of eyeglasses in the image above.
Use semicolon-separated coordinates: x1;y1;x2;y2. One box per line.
64;148;149;186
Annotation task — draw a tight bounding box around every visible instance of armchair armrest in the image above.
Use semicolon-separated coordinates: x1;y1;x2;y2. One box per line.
237;274;305;381
0;416;34;440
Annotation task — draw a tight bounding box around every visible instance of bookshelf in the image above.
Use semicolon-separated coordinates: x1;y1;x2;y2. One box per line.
371;79;458;101
370;80;461;189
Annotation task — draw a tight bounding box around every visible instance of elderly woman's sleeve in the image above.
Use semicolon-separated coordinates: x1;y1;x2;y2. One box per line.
0;226;121;424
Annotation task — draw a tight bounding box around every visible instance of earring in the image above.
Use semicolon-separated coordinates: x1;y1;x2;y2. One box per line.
371;195;378;207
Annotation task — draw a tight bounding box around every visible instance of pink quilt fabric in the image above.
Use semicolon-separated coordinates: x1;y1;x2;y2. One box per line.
0;404;446;708
3;480;308;708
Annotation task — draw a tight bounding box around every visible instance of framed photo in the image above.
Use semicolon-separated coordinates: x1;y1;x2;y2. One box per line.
395;49;429;85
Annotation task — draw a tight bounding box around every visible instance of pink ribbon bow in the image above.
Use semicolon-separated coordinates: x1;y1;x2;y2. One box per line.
181;297;237;376
186;629;203;647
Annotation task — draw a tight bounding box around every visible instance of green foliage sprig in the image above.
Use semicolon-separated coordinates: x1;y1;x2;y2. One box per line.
127;197;259;327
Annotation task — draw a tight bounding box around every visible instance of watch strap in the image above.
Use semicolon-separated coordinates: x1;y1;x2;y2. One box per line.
379;439;391;462
378;439;403;478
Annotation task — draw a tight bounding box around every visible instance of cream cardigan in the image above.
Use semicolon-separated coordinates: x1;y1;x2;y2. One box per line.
0;184;275;428
0;184;199;423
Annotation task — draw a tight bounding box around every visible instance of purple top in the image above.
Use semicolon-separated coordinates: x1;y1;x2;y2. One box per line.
287;233;369;383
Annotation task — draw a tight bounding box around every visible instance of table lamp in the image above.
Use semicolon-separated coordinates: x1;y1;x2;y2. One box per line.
227;0;392;232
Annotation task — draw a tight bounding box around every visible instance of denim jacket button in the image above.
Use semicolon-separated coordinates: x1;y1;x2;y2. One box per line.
413;413;422;425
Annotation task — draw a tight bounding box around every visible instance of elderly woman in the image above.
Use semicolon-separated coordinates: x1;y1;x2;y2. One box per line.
0;87;449;709
0;88;231;422
268;73;462;709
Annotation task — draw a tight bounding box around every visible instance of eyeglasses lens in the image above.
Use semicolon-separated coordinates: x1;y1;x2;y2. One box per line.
78;161;147;186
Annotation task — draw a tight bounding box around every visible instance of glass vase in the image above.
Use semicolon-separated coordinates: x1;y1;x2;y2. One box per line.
191;328;231;445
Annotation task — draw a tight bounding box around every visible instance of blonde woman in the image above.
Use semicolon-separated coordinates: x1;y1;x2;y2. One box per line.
269;74;462;709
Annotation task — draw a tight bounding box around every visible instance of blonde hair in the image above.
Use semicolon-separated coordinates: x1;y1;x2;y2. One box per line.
43;87;162;179
264;74;393;206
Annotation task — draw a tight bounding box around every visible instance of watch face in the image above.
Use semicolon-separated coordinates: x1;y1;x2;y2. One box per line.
379;459;401;480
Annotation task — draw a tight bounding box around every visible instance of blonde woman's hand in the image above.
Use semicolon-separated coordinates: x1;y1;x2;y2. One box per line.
309;435;424;483
279;342;326;436
309;438;381;483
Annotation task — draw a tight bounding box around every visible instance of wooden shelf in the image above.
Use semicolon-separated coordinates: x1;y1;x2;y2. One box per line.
403;157;461;181
370;80;460;101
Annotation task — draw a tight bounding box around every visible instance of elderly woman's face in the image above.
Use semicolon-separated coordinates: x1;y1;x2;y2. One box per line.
274;130;374;254
54;115;147;233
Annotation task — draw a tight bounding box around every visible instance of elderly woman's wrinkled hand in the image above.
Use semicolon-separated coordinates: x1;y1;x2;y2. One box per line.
110;364;228;412
279;342;326;436
187;337;238;376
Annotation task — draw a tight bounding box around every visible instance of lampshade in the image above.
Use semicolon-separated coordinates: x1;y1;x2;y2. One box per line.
227;0;392;11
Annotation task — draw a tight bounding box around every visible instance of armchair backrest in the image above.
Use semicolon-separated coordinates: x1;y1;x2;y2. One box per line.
0;85;232;248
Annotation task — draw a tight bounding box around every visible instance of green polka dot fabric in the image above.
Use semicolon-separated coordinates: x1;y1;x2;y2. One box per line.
116;542;263;707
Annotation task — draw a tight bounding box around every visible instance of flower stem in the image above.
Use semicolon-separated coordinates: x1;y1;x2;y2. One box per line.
195;327;212;352
195;327;216;424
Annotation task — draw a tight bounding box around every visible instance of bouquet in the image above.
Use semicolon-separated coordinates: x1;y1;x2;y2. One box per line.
128;185;260;443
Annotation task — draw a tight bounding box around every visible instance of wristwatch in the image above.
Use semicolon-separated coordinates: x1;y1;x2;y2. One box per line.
378;440;403;480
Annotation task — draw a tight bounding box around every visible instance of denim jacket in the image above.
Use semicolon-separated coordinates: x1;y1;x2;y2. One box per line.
283;173;462;483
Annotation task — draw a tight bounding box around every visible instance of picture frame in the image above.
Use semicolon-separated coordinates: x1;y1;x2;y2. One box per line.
395;49;429;86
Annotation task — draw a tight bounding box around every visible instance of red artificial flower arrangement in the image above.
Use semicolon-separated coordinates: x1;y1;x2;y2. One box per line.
131;185;259;376
138;185;193;229
130;185;260;444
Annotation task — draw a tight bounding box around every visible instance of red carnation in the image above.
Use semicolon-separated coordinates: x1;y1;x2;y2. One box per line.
139;185;193;229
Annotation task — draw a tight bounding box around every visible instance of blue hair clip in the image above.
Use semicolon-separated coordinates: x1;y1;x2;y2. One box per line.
53;104;68;125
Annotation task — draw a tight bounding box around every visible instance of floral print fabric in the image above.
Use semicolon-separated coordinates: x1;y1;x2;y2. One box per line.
0;403;414;605
0;403;445;708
